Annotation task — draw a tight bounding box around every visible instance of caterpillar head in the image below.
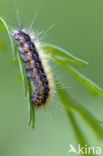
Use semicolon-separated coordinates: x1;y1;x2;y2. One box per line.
13;30;31;45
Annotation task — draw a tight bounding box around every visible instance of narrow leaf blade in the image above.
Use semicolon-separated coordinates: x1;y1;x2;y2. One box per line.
68;111;94;156
17;51;35;129
0;17;15;59
53;57;103;97
57;82;103;139
41;44;88;67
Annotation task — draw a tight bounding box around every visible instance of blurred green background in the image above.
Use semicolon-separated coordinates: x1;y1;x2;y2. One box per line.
0;0;103;156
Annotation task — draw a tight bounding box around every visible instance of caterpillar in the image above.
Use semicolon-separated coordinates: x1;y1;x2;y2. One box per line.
13;29;54;108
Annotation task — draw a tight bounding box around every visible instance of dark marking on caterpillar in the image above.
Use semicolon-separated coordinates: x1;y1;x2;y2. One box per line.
13;30;53;107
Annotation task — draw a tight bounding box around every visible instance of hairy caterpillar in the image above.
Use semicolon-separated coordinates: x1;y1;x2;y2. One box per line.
13;29;54;108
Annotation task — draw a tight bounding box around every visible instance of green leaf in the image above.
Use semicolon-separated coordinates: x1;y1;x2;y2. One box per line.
0;17;7;31
65;64;103;97
56;81;103;139
0;17;35;128
17;51;35;129
67;111;94;156
0;17;16;59
17;52;28;97
67;65;103;97
51;55;103;97
41;44;88;67
41;44;103;97
27;85;35;130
